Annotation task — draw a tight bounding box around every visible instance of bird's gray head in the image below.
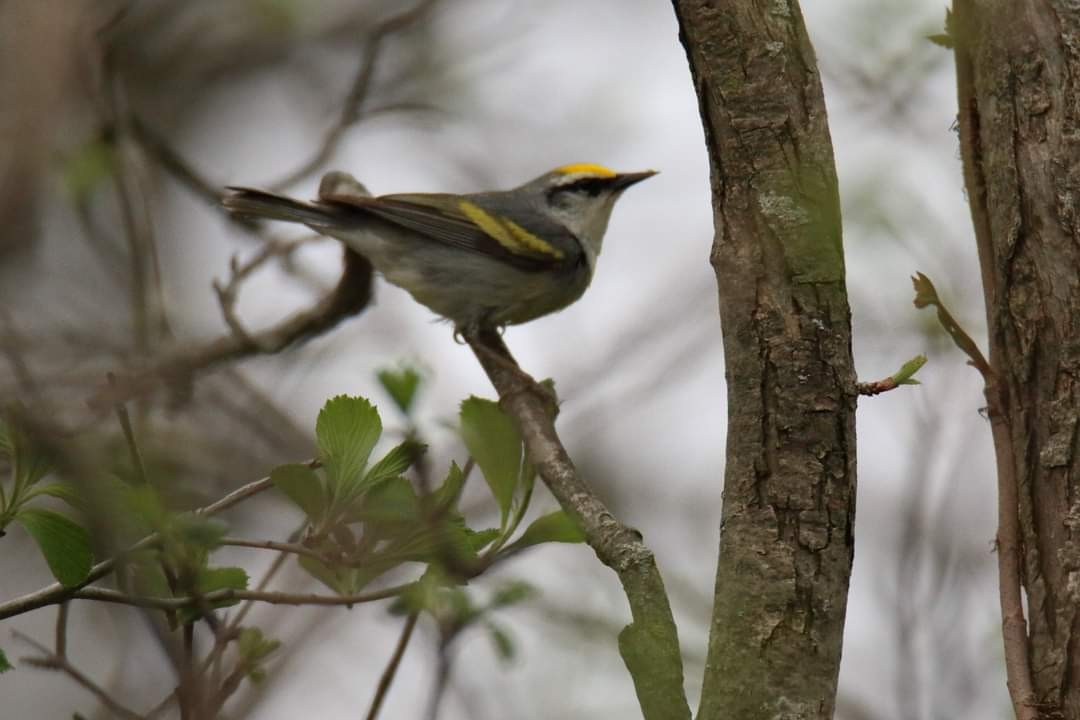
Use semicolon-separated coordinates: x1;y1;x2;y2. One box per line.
525;163;656;259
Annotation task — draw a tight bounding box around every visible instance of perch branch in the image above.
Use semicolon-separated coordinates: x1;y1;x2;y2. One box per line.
463;328;690;720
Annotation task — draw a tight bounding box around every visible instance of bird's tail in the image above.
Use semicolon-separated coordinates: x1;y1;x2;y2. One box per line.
222;187;341;227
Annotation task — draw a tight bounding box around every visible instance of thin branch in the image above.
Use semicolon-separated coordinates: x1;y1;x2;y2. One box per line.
128;114;260;232
87;247;374;412
55;602;70;658
267;0;440;191
211;237;326;350
109;373;148;484
365;611;420;720
462;328;690;720
0;466;287;620
14;631;147;720
911;270;1035;719
856;354;927;396
219;536;326;562
66;583;410;610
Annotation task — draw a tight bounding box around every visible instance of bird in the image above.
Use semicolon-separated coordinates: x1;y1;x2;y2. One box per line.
222;163;655;336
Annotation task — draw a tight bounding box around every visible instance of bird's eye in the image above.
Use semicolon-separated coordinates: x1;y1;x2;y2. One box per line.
570;178;606;196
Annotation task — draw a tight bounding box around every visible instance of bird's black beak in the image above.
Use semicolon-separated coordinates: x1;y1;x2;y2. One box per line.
611;170;658;190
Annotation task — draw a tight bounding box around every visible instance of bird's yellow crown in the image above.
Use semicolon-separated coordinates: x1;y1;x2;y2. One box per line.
554;163;617;177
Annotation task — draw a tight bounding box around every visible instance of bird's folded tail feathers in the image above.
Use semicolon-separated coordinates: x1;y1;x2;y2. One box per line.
222;187;341;227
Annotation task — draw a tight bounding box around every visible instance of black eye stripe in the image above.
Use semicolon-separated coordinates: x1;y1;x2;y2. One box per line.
550;178;607;198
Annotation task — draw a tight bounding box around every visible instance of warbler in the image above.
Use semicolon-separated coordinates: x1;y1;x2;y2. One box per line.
222;163;655;332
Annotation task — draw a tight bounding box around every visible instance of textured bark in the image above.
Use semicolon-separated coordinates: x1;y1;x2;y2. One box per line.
672;2;857;719
953;3;1080;717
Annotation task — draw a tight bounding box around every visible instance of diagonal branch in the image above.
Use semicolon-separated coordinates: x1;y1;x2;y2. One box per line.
87;247;373;411
268;0;440;191
463;328;690;720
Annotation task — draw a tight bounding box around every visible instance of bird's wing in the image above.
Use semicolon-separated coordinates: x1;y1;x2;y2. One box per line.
319;190;578;270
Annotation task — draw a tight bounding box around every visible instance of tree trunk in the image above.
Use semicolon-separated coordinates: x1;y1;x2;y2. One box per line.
671;2;857;719
953;2;1080;717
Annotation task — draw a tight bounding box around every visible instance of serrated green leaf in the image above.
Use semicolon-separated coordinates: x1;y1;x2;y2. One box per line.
377;366;422;416
15;508;92;587
0;647;11;674
271;464;326;520
507;511;586;553
362;440;424;491
459;397;522;526
316;395;382;496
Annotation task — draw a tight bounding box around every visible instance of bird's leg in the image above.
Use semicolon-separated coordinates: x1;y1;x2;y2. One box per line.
459;326;559;417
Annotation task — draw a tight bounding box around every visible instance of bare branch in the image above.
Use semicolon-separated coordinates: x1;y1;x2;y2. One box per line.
0;465;289;621
911;270;1035;719
365;612;420;720
268;0;441;191
66;583;410;610
14;630;148;720
87;247;374;411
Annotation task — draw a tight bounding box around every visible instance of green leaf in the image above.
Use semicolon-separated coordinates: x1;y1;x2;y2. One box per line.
345;476;420;524
459;397;523;526
316;395;382;495
23;483;86;512
377;366;423;416
507;511;586;553
362;440;424;491
177;566;249;623
893;354;928;385
171;515;228;552
927;32;954;48
63;139;115;200
431;462;466;512
0;647;11;674
271;464;326;520
489;580;536;609
237;627;280;683
486;621;515;663
15;508;93;587
465;527;500;553
198;566;249;594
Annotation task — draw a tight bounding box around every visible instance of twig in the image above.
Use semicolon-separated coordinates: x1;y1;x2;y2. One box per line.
462;328;689;720
13;630;147;720
211;237;325;350
109;373;148;484
365;611;420;720
64;583;410;610
268;0;440;191
86;247;374;411
219;536;326;562
55;602;70;658
0;466;289;620
424;635;454;720
128;114;259;232
856;354;927;396
911;271;1035;719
